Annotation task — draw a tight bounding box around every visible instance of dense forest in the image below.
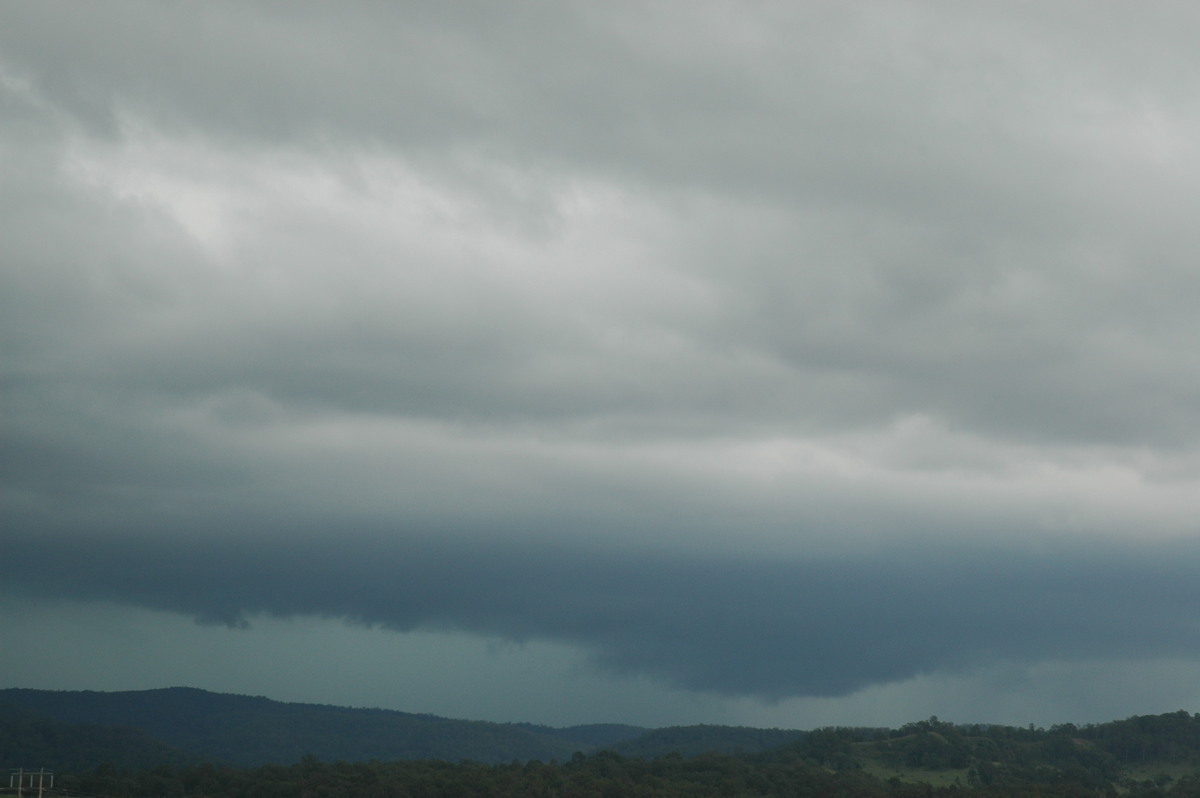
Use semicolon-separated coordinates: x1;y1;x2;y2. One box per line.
6;688;1200;798
0;689;609;766
24;712;1200;798
0;689;796;766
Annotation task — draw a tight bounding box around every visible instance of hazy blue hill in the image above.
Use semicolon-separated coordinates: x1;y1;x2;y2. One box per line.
510;722;648;749
10;685;1200;795
0;688;587;767
0;700;197;772
610;724;807;758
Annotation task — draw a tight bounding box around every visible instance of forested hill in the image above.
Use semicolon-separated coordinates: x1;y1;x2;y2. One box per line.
0;700;197;773
6;686;1200;798
22;711;1200;798
609;725;807;758
0;688;804;768
509;722;650;750
0;688;617;767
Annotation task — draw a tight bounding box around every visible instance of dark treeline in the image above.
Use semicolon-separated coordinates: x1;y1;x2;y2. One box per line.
0;690;591;766
0;701;198;773
46;711;1200;798
51;754;921;798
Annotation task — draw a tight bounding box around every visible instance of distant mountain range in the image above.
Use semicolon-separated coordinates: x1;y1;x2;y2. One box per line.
0;687;799;770
5;687;1200;798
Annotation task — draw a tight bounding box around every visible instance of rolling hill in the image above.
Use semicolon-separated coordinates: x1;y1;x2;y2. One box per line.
0;688;626;767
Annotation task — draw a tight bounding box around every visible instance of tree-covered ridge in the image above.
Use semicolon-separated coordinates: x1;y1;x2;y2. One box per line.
0;688;797;768
0;701;197;773
780;712;1200;795
508;722;649;749
609;724;808;758
7;686;1200;798
0;688;598;766
49;714;1200;798
49;753;904;798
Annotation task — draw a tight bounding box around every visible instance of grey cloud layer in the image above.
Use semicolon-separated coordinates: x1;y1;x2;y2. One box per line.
4;1;1200;706
5;2;1200;445
8;529;1200;697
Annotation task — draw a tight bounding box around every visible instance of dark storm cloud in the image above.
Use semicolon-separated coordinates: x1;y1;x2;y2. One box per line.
7;528;1200;697
5;0;1200;714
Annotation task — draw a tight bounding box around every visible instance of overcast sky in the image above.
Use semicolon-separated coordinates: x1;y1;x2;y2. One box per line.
5;1;1200;731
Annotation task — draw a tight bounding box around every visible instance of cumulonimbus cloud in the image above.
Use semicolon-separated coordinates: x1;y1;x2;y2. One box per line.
5;1;1200;712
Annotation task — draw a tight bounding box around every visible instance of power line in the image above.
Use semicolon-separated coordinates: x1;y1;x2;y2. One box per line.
8;769;53;798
